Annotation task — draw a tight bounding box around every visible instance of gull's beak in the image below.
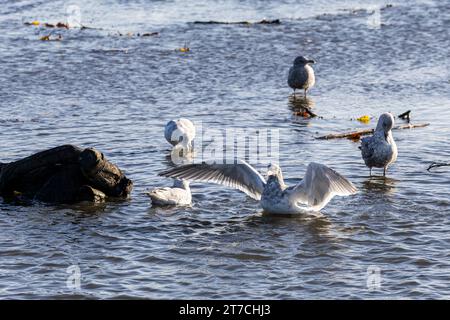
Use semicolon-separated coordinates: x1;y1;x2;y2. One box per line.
307;59;316;64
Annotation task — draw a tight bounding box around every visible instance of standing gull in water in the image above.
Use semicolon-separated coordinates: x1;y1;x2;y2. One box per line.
360;113;398;176
164;118;196;154
146;179;191;206
288;56;316;98
159;161;357;214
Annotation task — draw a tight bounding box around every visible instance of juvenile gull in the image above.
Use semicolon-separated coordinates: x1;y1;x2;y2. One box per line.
164;118;196;154
159;160;357;214
288;56;316;97
146;179;191;206
360;113;398;176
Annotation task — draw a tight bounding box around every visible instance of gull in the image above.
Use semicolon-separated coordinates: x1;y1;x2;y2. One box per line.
288;56;316;98
146;179;191;206
164;118;196;154
159;160;357;214
360;112;398;176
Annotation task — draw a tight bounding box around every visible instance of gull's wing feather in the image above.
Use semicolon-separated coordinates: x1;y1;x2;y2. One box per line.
158;160;266;200
288;162;357;211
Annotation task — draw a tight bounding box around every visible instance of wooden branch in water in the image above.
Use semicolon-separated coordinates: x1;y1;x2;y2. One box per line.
427;162;450;171
193;19;280;25
316;123;430;140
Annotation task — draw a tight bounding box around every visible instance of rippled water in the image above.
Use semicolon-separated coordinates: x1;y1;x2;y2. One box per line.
1;0;450;299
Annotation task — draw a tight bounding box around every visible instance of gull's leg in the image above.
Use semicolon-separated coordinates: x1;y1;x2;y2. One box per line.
369;168;372;177
304;89;307;98
383;167;387;177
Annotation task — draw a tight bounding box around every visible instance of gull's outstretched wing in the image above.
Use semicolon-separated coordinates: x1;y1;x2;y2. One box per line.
159;160;266;200
288;162;357;211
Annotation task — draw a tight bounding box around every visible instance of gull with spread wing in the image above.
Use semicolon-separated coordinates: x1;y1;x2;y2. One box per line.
159;160;357;213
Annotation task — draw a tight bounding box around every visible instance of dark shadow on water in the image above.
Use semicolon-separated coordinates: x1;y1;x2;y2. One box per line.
56;202;110;218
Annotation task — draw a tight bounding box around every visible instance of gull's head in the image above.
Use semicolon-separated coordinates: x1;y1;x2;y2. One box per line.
293;56;316;66
267;163;282;178
376;112;395;133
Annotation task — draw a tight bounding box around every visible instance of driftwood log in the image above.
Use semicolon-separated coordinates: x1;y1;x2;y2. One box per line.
193;19;281;25
316;123;430;140
0;145;132;204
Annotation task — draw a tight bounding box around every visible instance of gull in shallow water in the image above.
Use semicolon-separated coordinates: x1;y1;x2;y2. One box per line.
360;112;398;176
146;179;191;206
159;160;357;214
164;118;196;154
288;55;316;98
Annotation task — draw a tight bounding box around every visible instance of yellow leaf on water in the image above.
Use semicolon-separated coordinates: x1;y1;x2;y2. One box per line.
357;115;370;123
31;20;40;26
179;47;190;52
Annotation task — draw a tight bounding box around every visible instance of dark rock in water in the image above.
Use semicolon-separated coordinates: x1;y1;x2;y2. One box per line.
0;145;132;204
77;185;106;203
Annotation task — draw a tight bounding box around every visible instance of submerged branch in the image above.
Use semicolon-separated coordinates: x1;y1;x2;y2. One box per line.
427;162;450;171
193;19;281;25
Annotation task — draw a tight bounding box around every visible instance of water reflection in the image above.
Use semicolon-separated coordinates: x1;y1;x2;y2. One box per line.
362;176;398;194
248;210;335;235
288;95;316;118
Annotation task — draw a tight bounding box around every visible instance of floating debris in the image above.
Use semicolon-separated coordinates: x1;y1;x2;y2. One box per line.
25;21;69;28
193;19;280;25
140;32;159;37
25;20;160;40
56;22;69;29
317;123;429;141
117;31;159;37
294;109;317;118
288;96;319;118
398;110;411;122
39;34;63;41
356;115;371;124
427;162;450;171
177;42;190;53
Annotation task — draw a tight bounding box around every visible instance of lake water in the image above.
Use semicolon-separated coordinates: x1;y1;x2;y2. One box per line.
0;0;449;299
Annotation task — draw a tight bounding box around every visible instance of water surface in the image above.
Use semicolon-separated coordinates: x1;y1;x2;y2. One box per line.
0;0;450;299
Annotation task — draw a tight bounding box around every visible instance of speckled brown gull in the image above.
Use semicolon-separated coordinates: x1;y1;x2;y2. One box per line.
288;56;316;97
159;160;357;214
